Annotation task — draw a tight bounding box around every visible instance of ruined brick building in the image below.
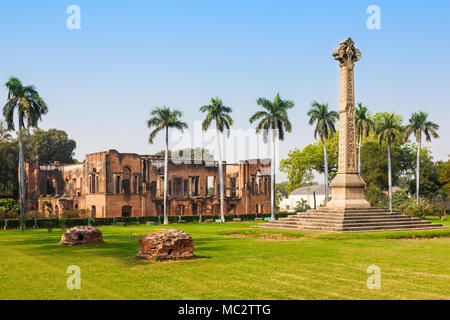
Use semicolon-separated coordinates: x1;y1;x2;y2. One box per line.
24;150;271;218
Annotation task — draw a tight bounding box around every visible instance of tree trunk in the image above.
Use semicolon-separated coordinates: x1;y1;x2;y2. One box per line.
18;117;26;232
216;129;225;223
313;191;316;209
358;133;362;175
271;129;276;221
323;136;329;203
387;141;392;212
416;135;421;204
163;126;169;225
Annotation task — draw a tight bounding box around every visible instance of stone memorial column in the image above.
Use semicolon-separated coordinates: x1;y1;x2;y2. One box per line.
327;38;370;209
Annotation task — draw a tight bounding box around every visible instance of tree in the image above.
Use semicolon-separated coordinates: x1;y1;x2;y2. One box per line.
375;112;403;211
28;128;76;164
280;134;339;193
404;111;439;203
307;101;338;203
3;77;48;231
355;103;374;175
438;157;450;198
249;93;294;221
147;107;188;225
200;97;233;223
407;149;442;200
0;121;17;195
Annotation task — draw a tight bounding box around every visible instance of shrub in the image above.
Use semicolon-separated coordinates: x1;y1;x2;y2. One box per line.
295;199;311;213
365;185;386;207
26;211;46;219
400;198;433;218
431;201;446;218
0;208;18;219
0;198;19;215
61;209;91;219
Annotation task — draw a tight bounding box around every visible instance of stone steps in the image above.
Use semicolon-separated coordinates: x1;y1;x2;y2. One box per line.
280;216;419;223
258;209;445;233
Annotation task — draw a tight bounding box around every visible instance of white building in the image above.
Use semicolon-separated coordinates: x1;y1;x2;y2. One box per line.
279;184;328;212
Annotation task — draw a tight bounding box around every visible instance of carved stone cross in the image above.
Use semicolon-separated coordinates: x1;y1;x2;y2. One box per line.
327;38;370;209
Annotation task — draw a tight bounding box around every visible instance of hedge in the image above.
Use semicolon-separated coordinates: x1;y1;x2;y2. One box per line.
0;212;291;230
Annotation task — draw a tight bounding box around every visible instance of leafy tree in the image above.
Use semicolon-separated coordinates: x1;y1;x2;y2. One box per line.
200;97;234;223
375;112;404;211
438;157;450;197
147;107;188;225
0;123;77;197
307;101;338;203
250;93;294;221
0;121;17;195
280;134;338;193
3;77;48;231
407;150;442;200
275;181;289;207
404;111;439;203
355;103;374;175
27;128;76;164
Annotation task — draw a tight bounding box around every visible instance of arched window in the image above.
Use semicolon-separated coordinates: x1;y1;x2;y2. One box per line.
90;168;97;193
91;205;96;217
122;167;131;194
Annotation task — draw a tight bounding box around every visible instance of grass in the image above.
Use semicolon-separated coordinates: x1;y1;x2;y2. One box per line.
0;220;449;300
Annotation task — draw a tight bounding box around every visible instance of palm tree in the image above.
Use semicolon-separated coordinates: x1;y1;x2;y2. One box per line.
307;101;338;204
376;113;403;211
355;103;374;175
250;93;294;221
147;107;188;225
200;97;234;223
3;77;48;231
404;111;439;203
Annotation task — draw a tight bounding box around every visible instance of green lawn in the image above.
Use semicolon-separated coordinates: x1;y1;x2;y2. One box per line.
0;219;449;300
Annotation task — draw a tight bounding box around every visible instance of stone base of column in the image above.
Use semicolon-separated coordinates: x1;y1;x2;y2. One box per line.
326;172;371;209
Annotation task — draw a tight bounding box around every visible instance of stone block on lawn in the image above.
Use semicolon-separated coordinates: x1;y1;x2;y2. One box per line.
59;226;104;246
135;229;195;261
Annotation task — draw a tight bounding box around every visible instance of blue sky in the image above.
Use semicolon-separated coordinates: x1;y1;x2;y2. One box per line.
0;1;449;181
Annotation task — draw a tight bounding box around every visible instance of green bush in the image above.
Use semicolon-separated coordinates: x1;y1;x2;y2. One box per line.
365;185;386;207
61;209;91;219
431;200;446;217
0;208;18;219
400;198;433;218
25;211;46;219
0;198;19;216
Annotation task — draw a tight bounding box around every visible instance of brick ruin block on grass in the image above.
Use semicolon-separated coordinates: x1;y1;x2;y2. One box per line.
59;226;104;246
136;229;195;261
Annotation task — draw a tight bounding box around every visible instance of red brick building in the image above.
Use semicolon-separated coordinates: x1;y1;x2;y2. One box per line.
24;150;271;218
